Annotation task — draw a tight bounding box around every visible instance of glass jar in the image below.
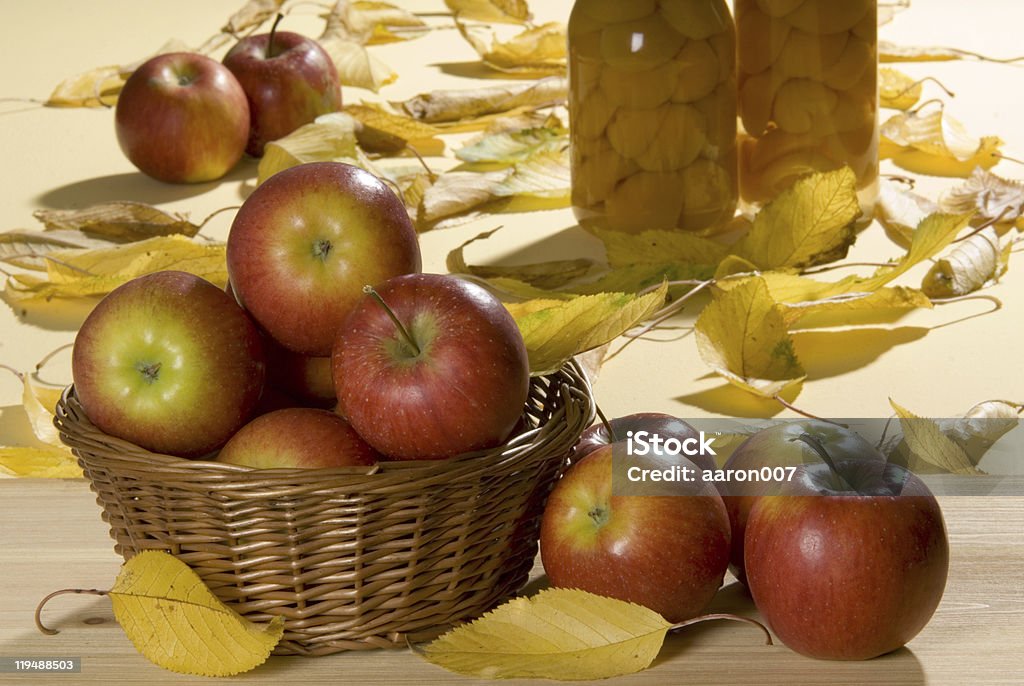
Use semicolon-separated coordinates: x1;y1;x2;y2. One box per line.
736;0;878;219
568;0;738;234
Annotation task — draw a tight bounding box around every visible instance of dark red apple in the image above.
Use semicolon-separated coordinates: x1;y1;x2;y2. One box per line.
115;52;249;183
744;458;949;660
719;420;885;585
263;336;335;406
216;408;379;468
332;273;530;460
575;412;717;472
223;17;342;156
540;444;731;622
71;271;265;458
226;161;421;356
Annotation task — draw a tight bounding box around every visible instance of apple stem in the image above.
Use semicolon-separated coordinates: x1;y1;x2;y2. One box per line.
594;403;617;444
136;362;162;383
669;613;773;646
362;285;421;356
267;13;285;59
793;432;858;493
35;588;110;636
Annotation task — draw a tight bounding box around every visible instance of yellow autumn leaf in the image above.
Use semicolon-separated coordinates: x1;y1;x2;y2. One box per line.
921;227;1007;298
343;103;444;155
457;21;567;76
455;125;566;166
22;375;65;448
592;228;727;269
444;0;531;24
508;283;668;375
879;40;1024;64
881;109;1003;177
0;230;114;271
940;168;1024;227
319;6;398;92
392;75;567;124
110;551;283;676
34;202;200;242
879;68;923;110
0;446;82;479
4;235;228;302
890;399;982;475
777;286;933;327
257;112;380;184
330;1;429;45
421;588;671;680
694;277;805;399
736;167;861;270
447;228;595;290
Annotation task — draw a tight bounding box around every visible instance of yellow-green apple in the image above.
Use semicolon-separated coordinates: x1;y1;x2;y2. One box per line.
744;456;949;660
332;274;529;460
226;161;421;356
539;444;731;622
719;420;885;585
216;408;379;468
222;17;342;156
115;52;249;183
575;413;717;472
71;271;265;458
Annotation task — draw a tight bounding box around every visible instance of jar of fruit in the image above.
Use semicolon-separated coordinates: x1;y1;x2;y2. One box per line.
736;0;878;219
568;0;738;234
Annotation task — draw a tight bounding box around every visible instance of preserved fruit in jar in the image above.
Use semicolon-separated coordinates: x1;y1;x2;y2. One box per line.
736;0;879;218
569;0;738;234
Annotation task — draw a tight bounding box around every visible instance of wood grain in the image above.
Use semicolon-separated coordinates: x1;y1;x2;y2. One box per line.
1;480;1020;684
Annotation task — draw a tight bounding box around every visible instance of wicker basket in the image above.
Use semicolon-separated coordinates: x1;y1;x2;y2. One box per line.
55;361;593;655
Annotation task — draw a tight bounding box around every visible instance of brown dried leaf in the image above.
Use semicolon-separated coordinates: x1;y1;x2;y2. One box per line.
322;0;428;45
34;202;199;242
223;0;284;34
940;168;1024;227
457;21;567;76
320;4;398;91
343;103;444;155
392;76;567;123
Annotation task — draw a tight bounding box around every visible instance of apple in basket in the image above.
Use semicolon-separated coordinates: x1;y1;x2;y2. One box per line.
71;271;265;458
226;161;421;357
217;408;379;468
332;273;530;460
539;443;731;622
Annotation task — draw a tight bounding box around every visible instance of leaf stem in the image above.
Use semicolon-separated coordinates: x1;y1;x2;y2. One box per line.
668;613;773;646
35;588;109;635
362;285;421;355
771;395;846;428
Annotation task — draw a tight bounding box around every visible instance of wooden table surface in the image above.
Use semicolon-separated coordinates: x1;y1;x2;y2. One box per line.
1;478;1021;684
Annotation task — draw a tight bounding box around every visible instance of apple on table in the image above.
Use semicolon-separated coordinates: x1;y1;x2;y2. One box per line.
223;15;342;157
115;52;249;184
71;271;265;458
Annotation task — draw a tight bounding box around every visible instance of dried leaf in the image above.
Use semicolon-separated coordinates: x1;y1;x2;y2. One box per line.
0;446;82;479
456;125;566;166
443;0;531;24
46;65;124;108
880;41;1024;64
881;109;1003;177
890;399;982;475
777;285;933;327
257;112;380;184
576;343;610;385
0;230;114;271
34;202;199;242
447;228;595;290
695;277;805;398
110;551;283;676
921;227;1005;297
593;227;727;269
22;376;65;448
457;21;566;76
876;179;939;247
508;283;668;376
421;588;670;680
392;76;567;124
887;400;1021;471
879;68;923;110
940;168;1024;227
343;103;444;155
332;1;429;45
574;263;715;296
4;235;228;302
223;0;284;34
736;168;861;270
320;8;398;92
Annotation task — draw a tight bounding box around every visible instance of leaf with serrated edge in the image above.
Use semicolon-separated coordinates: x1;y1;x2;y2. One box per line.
778;286;933;327
447;228;595;290
421;588;670;680
110;551;283;676
695;277;805;398
940;168;1024;225
457;21;566;75
456;126;566;166
593;227;727;269
509;284;667;376
736;167;861;270
319;11;397;92
890;400;982;475
343;103;444;155
257;112;382;185
0;230;113;270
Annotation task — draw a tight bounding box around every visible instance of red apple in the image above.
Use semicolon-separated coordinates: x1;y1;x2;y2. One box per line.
332;273;530;460
575;412;717;472
223;17;342;156
718;420;885;585
226;161;421;356
115;52;249;183
540;444;731;622
71;271;265;458
216;408;379;468
744;458;949;660
263;336;336;406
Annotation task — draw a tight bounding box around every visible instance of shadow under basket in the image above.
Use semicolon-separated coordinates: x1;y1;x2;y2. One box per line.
55;361;594;656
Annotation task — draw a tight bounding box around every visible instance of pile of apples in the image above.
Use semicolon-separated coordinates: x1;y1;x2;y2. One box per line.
540;415;950;661
71;161;531;466
114;17;341;183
